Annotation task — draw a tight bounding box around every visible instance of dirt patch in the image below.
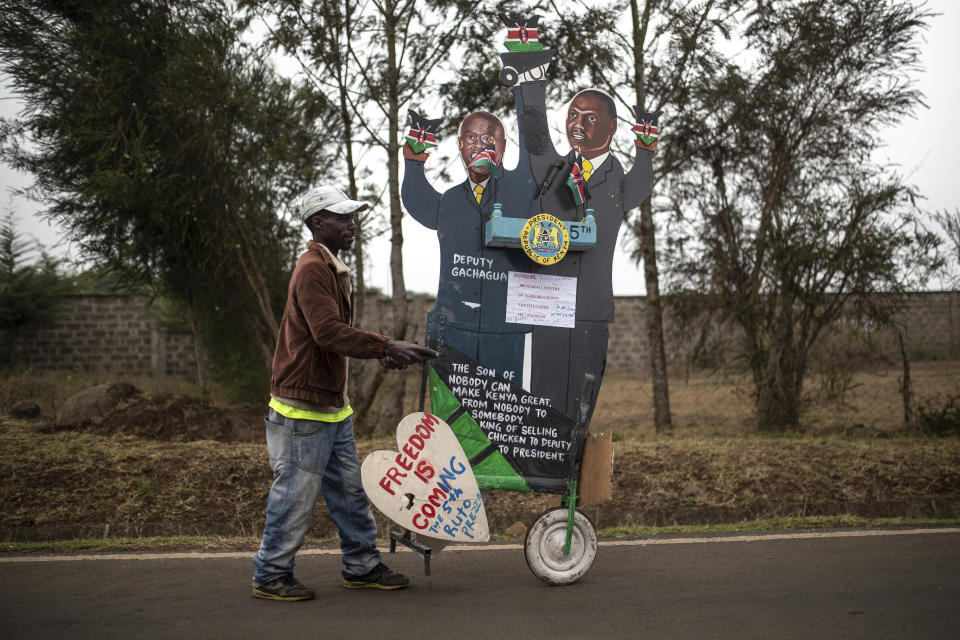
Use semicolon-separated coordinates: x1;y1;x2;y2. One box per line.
1;416;958;542
50;391;266;443
2;364;959;542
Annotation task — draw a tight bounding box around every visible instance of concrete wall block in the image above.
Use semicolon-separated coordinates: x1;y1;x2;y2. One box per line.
8;291;959;378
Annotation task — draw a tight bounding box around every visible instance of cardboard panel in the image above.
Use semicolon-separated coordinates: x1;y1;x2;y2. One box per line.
577;431;613;506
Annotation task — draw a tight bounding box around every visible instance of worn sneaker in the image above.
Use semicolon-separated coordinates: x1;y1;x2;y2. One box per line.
252;575;315;601
343;562;410;590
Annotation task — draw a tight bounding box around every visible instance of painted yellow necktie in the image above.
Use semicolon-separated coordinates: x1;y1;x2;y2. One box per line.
582;158;593;182
474;184;483;203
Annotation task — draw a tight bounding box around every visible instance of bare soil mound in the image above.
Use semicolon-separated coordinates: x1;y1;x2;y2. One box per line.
53;389;265;443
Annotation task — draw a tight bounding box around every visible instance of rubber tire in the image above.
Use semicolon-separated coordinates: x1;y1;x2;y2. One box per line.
524;507;598;585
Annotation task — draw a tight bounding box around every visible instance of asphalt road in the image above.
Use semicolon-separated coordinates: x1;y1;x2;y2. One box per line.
2;529;958;639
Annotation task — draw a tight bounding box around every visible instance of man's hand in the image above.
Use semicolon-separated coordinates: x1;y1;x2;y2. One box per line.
384;340;439;365
404;109;440;160
379;354;406;370
631;106;662;152
402;143;430;162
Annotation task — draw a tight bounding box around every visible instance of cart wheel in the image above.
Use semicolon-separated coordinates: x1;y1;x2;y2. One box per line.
524;507;597;585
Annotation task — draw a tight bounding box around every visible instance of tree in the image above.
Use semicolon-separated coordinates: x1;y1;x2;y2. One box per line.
603;0;731;432
0;0;323;396
245;0;397;426
0;211;70;367
248;0;493;430
660;0;941;430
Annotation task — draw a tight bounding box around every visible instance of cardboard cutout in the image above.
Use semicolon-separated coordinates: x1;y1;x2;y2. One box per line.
499;13;543;52
402;110;536;385
361;412;489;542
396;13;660;498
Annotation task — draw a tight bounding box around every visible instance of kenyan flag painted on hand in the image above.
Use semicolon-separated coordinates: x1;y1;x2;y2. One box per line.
566;154;587;206
405;109;441;155
468;145;498;169
631;120;659;146
631;106;663;151
405;127;438;155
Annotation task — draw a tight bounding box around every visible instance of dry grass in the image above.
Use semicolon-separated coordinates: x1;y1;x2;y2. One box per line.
1;362;959;543
0;368;210;419
592;360;960;438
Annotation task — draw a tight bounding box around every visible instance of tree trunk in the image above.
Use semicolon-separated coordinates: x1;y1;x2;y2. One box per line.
234;245;277;371
898;330;913;428
638;199;672;432
337;39;386;429
380;2;409;433
754;308;802;431
755;379;800;431
187;296;208;396
631;0;672;432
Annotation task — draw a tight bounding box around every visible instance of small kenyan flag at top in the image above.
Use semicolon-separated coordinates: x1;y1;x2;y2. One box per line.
566;153;588;206
631;107;662;151
499;13;543;52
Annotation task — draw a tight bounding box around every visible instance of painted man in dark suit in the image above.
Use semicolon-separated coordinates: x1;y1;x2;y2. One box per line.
516;82;656;421
401;111;536;385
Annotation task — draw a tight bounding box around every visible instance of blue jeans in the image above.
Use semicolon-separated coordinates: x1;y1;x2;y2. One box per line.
252;409;380;586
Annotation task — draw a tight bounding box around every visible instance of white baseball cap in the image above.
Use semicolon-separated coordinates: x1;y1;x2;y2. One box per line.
299;185;369;222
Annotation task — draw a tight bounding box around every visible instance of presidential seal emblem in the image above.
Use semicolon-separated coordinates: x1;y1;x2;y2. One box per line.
520;213;569;265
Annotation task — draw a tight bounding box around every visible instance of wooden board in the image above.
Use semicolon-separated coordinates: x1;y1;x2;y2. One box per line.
577;431;613;506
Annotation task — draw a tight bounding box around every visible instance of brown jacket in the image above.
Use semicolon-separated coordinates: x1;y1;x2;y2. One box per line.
270;241;389;408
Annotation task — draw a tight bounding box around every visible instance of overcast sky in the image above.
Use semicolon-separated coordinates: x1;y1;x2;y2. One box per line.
2;1;958;295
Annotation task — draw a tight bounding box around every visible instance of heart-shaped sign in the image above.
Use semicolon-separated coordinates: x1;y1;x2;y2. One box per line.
361;412;489;542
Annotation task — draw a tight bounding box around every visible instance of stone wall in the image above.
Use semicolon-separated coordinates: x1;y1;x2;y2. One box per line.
9;295;195;378
7;291;959;378
605;291;960;371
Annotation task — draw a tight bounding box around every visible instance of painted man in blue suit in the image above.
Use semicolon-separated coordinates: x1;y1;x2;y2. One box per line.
401;111;536;385
515;81;657;422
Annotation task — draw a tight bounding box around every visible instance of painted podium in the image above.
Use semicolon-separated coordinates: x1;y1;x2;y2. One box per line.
362;13;659;585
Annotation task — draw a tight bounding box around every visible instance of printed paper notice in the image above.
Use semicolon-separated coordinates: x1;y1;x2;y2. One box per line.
505;271;577;328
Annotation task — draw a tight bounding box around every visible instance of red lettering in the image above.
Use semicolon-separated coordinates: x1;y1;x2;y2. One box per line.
421;503;436;519
385;467;407;488
427;486;447;507
412;513;428;530
379;476;395;496
401;442;420;460
414;460;435;483
395;453;412;471
409;434;425;451
421;413;440;430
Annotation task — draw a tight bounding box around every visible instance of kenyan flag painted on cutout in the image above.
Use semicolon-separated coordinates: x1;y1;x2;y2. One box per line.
504;26;543;52
468;145;498;169
405;127;438;155
566;156;587;206
632;120;659;146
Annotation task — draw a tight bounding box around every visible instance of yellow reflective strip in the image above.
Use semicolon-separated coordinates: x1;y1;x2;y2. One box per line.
269;397;353;423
